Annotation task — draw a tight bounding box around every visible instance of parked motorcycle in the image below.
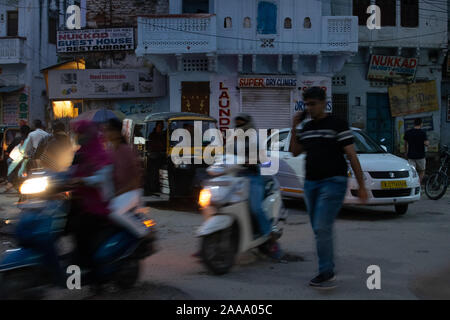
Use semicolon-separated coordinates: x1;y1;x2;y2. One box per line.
0;171;156;299
425;145;450;200
196;155;287;275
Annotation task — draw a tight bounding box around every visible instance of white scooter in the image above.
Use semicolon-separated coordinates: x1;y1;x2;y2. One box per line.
196;155;287;275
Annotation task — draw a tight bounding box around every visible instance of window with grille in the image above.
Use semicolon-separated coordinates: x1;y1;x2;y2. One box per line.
332;76;346;86
183;58;209;72
353;0;370;26
332;94;349;121
376;0;396;26
401;0;418;28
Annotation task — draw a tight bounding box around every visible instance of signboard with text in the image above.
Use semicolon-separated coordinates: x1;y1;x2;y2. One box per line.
404;116;434;132
388;81;439;117
48;68;166;99
294;76;332;113
57;28;134;53
238;77;297;88
368;55;418;82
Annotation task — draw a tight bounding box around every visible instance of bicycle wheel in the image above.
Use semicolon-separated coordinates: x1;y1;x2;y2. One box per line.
425;172;448;200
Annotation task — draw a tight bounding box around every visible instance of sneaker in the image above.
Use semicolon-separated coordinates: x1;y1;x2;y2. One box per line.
309;272;337;289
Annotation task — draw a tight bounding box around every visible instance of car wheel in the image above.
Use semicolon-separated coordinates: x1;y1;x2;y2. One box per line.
394;204;408;215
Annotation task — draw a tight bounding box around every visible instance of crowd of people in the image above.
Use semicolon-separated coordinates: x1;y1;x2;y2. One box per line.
1;118;144;287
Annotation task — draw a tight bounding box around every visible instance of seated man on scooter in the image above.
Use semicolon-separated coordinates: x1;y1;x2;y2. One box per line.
231;114;282;260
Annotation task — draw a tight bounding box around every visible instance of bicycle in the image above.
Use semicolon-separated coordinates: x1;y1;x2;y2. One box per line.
425;145;450;200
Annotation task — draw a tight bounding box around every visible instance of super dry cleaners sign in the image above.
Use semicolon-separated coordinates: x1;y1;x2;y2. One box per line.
57;28;134;53
368;55;418;82
239;77;297;88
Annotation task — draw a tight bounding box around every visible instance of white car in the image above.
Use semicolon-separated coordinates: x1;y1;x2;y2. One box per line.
266;127;421;215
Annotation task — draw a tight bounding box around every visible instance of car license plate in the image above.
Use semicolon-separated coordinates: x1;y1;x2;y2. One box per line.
381;180;407;189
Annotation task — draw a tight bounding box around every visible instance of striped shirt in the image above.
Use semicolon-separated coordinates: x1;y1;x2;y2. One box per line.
298;116;354;180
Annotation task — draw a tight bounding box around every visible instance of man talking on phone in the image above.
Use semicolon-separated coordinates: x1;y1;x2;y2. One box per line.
289;87;368;289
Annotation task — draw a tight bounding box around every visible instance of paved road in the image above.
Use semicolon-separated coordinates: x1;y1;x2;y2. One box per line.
0;192;449;300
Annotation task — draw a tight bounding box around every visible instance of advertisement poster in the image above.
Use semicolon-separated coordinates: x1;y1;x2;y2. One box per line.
404;116;434;132
114;99;167;118
368;55;418;82
388;81;439;117
210;75;240;135
48;68;166;99
57;28;134;53
294;76;332;113
2;94;19;125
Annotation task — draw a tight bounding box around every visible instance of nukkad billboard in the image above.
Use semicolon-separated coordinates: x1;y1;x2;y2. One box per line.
368;55;418;82
388;81;438;117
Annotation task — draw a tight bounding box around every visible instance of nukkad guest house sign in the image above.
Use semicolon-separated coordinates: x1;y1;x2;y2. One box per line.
368;55;418;82
57;28;134;53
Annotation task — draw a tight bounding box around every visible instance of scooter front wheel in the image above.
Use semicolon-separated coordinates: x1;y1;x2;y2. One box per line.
201;225;238;275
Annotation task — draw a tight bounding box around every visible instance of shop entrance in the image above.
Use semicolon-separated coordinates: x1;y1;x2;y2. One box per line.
367;93;394;152
181;82;210;115
240;88;291;130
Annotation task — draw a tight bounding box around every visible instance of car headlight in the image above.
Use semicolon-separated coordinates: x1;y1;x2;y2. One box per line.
410;166;418;178
20;177;49;194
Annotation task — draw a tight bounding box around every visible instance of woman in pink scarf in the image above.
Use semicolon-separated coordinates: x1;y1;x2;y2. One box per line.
71;120;113;216
69;120;115;276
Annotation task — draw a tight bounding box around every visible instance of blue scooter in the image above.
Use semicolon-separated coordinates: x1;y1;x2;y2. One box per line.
0;171;156;299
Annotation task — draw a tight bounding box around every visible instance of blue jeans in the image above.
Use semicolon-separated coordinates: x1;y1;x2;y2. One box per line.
239;169;272;236
304;176;348;275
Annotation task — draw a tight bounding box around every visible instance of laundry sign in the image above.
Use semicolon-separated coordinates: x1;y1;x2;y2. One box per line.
368;55;418;82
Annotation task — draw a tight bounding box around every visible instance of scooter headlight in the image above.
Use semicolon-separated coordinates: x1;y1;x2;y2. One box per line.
199;188;212;208
20;177;49;194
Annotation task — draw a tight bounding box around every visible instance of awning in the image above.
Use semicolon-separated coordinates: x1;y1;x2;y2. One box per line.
0;85;24;93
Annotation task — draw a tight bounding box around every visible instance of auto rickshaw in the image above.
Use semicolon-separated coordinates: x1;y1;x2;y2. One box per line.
143;112;218;200
123;117;146;159
0;125;21;179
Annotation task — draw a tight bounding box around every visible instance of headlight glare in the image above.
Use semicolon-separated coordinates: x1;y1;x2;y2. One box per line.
20;177;49;194
198;188;212;208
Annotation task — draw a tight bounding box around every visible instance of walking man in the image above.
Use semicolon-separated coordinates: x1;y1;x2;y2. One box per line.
404;118;429;184
289;87;368;289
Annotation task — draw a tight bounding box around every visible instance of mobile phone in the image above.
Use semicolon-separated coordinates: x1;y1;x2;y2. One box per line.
299;109;309;122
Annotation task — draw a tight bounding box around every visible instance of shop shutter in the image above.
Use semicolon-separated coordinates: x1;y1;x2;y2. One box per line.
240;88;291;130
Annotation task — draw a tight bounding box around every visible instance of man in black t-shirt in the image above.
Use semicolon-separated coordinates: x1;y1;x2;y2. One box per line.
289;87;367;289
404;118;429;184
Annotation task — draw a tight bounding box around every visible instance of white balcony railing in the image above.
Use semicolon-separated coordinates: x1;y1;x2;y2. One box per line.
136;14;217;55
322;16;358;52
136;15;357;55
0;37;25;64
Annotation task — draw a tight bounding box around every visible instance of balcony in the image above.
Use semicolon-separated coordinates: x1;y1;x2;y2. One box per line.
136;15;357;56
136;14;217;55
0;37;26;64
322;17;358;53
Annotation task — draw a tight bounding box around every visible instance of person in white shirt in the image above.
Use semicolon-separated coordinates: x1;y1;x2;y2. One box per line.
25;119;51;159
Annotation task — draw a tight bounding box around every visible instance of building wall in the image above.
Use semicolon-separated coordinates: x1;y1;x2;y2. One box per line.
440;82;450;146
334;49;443;154
86;0;169;28
0;0;58;126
